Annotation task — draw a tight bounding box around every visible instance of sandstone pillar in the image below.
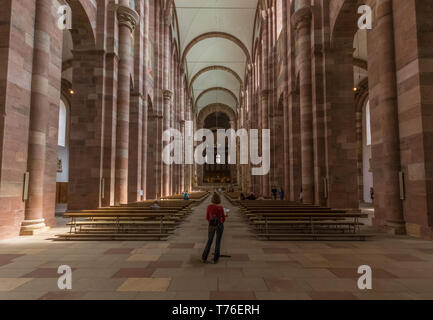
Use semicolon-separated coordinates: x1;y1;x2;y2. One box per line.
293;5;314;204
369;0;405;234
260;90;270;197
22;0;52;235
114;3;138;205
141;0;150;200
162;90;173;197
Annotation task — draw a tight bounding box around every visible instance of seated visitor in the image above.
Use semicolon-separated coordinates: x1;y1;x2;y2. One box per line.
246;193;256;200
240;193;245;200
183;192;189;200
150;201;160;210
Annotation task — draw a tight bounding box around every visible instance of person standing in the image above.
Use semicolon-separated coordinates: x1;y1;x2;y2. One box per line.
271;187;278;200
201;193;226;264
279;188;284;200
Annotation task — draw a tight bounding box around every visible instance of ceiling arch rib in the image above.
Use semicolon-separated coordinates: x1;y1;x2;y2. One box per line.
186;38;247;85
189;65;244;94
192;70;241;104
181;32;251;64
174;0;258;120
196;87;238;110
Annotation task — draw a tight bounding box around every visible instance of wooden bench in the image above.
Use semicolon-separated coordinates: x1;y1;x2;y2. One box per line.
56;194;203;241
257;233;374;241
55;233;170;241
58;209;180;241
160;192;209;202
224;192;242;204
236;200;372;241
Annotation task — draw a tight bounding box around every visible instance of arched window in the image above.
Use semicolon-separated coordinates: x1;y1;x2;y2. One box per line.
365;100;371;146
216;153;221;164
362;99;373;203
58;99;67;147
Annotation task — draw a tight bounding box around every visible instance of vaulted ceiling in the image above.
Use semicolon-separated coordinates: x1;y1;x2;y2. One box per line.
174;0;258;114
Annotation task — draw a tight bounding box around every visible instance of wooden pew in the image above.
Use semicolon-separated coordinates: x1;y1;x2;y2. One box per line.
224;192;242;204
160;192;209;203
56;194;207;241
57;211;176;241
238;200;373;241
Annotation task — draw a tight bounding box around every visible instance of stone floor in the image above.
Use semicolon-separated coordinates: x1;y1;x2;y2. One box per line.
0;196;433;300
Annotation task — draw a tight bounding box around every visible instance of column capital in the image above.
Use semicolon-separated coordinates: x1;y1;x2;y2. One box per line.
116;5;139;33
163;90;173;101
292;6;312;30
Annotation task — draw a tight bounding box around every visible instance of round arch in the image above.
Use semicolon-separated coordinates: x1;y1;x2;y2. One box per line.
329;0;359;48
196;87;239;109
197;104;237;129
189;66;244;94
181;32;251;64
65;0;97;49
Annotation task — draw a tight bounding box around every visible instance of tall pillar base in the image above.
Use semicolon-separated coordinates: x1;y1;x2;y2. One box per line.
374;218;406;236
20;219;50;236
384;220;406;235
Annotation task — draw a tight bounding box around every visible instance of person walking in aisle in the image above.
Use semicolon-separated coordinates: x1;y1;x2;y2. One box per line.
201;193;227;264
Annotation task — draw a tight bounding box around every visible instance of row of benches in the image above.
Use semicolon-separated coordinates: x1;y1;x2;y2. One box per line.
225;192;242;204
160;191;209;201
233;198;373;241
55;192;209;241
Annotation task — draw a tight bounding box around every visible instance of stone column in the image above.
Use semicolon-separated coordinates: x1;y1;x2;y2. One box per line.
141;0;150;200
162;90;172;196
180;67;186;193
115;3;139;205
21;0;52;235
293;5;314;204
369;0;405;234
251;64;259;195
260;90;271;197
260;9;270;198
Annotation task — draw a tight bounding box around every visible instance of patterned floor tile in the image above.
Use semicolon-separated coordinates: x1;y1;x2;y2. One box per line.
385;254;425;262
104;248;135;255
262;248;291;254
148;261;183;268
210;291;256;300
112;268;155;278
38;291;86;300
117;278;171;292
308;291;359;300
169;243;195;249
0;278;33;291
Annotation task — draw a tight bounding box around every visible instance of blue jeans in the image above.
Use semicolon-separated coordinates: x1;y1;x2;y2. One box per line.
202;223;224;263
